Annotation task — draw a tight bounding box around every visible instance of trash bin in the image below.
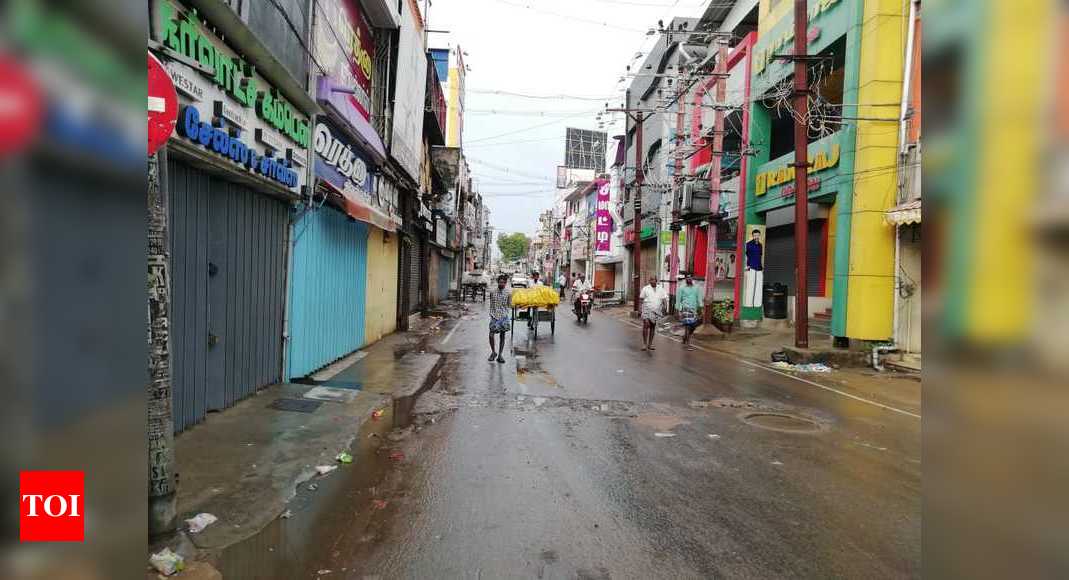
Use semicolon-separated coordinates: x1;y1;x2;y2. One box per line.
763;283;788;319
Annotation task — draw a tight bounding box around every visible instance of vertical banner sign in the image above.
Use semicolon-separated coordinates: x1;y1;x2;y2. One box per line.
313;0;375;120
595;181;612;255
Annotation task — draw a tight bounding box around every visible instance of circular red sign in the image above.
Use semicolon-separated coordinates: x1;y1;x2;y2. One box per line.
147;52;178;156
0;56;43;157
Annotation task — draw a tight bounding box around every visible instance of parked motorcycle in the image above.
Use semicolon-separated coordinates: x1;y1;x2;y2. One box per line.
574;290;592;324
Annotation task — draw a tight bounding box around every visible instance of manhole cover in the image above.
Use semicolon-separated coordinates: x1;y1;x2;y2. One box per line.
741;412;823;433
269;398;322;414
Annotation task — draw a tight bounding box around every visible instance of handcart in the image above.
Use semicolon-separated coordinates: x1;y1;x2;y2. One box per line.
511;305;556;339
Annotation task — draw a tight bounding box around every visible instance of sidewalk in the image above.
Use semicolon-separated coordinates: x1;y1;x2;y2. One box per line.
157;308;460;572
601;306;921;415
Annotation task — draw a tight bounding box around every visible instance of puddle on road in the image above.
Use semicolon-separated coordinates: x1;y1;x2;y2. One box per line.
631;414;690;432
740;412;827;434
213;408;402;579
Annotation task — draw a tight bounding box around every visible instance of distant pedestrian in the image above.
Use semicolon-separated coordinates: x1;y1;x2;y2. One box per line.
557;272;567;298
677;274;701;350
487;274;511;363
639;275;668;351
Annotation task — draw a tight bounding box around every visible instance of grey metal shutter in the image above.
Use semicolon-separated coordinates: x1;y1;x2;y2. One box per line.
763;222;824;297
168;159;288;432
407;235;422;314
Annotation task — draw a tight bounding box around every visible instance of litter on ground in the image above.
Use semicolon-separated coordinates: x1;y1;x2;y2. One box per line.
654;432;677;438
336;452;353;464
770;361;833;373
707;434;721;439
316;465;338;475
149;548;185;576
185;513;218;534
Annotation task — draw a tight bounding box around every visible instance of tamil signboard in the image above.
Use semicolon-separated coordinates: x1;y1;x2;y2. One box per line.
151;0;310;191
313;0;375;121
314;120;400;230
594;181;612;255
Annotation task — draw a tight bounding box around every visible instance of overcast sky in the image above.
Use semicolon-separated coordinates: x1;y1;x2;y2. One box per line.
427;0;708;238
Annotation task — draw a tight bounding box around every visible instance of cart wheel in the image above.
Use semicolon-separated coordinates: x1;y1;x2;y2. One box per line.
551;319;556;336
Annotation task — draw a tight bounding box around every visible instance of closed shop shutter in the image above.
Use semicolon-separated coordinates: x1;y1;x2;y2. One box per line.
763;221;825;296
286;207;369;379
438;254;452;300
640;239;658;283
407;235;422;314
594;263;615;291
169;159;288;433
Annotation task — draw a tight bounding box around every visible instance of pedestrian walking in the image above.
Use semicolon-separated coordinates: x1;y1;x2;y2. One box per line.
639;275;668;351
487;274;511;363
677;274;701;350
557;272;567;299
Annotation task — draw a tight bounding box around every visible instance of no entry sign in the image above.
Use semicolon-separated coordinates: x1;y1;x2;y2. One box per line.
147;52;178;156
0;56;42;157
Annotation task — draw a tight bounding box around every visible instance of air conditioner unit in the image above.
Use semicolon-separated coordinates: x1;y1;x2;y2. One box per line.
681;181;711;215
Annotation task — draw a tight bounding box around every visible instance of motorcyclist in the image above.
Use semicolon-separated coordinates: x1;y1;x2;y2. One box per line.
572;274;593;314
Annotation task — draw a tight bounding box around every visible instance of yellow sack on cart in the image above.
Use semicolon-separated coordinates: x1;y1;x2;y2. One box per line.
510;286;560;308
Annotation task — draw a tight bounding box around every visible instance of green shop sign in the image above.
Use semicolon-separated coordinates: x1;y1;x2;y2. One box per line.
660;230;687;245
753;0;844;77
154;0;310;148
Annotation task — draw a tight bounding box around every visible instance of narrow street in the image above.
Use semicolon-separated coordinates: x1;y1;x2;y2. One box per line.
287;303;920;579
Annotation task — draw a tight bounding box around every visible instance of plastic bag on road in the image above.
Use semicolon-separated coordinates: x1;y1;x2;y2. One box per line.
149;547;185;575
185;512;218;533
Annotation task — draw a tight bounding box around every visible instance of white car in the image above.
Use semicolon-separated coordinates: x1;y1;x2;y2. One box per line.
510;274;529;288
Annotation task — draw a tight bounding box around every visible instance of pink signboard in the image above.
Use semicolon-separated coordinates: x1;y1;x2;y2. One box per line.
594;181;612;255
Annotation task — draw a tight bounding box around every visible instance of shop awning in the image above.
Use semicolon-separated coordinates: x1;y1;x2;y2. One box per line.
342;197;402;231
885;199;921;225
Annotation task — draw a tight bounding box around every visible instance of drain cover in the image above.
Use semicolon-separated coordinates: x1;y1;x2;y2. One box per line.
741;412;822;433
269;398;322;413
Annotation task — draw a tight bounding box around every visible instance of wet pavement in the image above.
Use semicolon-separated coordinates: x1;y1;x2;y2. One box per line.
226;303;920;579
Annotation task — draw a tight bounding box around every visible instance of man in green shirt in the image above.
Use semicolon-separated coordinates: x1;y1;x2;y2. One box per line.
677;274;702;351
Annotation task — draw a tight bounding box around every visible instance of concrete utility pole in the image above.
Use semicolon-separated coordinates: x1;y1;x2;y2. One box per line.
702;40;729;324
607;100;656;314
147;150;177;538
792;0;811;348
668;59;686;314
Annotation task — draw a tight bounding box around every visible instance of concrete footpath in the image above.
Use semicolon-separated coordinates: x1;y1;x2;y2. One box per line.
153;309;459;575
602;305;921;416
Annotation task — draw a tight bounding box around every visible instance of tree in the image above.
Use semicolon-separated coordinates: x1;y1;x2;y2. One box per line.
497;232;530;262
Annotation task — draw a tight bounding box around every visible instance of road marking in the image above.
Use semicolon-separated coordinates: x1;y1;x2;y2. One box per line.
442;319;461;345
619;318;920;420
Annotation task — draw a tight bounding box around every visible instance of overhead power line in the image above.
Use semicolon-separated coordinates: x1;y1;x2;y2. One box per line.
467;88;615;101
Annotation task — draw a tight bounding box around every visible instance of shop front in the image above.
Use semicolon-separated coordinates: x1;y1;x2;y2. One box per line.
151;0;313;431
744;0;862;333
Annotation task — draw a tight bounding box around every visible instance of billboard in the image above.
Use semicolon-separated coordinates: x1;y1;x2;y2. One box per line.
564;128;607;171
594;181;612;255
390;0;427;181
313;0;374;121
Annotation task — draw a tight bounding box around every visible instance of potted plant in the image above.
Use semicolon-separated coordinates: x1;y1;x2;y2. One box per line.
710;300;734;333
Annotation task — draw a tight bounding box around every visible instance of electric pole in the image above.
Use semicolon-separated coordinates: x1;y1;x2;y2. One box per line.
702;39;729;325
606;102;657;315
668;58;686;314
791;0;810;348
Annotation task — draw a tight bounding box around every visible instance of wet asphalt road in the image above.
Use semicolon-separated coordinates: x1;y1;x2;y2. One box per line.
307;304;920;579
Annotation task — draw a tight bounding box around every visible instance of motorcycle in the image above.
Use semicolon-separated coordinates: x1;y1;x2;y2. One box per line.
574;290;592;324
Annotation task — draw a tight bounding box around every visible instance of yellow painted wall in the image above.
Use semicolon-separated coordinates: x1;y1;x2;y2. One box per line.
965;0;1046;341
845;0;905;339
364;227;399;344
